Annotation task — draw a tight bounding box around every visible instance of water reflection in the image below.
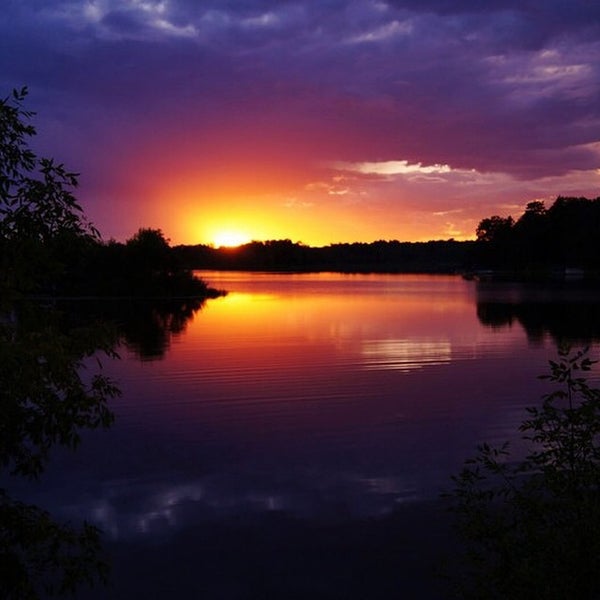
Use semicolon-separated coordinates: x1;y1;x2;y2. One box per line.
476;281;600;344
0;298;120;596
18;274;600;551
0;293;210;595
116;299;205;361
63;467;420;541
63;297;206;360
361;338;452;371
183;273;479;375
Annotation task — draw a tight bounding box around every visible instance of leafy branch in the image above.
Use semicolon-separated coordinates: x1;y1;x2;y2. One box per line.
447;346;600;599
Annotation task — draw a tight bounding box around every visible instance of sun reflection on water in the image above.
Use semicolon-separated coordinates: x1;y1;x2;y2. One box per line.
361;338;452;371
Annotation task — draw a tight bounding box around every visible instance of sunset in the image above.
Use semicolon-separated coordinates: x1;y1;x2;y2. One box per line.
3;2;600;599
3;1;599;245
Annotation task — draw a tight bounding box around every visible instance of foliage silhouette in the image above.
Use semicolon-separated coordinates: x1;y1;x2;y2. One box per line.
51;228;221;298
1;89;218;300
0;87;120;598
474;197;600;273
0;87;100;298
476;215;514;244
448;347;600;599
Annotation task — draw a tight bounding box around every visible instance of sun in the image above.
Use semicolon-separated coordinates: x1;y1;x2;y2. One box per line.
212;230;252;248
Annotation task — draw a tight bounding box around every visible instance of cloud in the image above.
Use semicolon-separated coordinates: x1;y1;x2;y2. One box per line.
486;44;600;105
346;19;413;44
332;160;452;177
31;0;197;40
2;0;599;243
283;197;314;209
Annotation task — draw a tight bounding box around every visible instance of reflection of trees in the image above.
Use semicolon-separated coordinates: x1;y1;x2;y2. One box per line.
120;299;204;361
0;297;203;596
66;298;205;361
476;283;600;345
0;300;120;597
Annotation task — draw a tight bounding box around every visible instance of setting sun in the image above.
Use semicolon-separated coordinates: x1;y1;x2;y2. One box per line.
212;230;252;248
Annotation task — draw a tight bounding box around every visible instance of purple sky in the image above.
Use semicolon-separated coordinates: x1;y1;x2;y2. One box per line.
3;0;600;245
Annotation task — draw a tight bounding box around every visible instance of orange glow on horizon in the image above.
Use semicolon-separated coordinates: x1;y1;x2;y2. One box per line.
123;159;480;247
109;125;483;247
154;197;479;247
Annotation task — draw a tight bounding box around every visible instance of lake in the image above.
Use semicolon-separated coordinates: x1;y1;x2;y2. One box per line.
11;272;600;598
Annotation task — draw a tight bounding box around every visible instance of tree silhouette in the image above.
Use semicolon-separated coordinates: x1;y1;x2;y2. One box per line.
475;215;514;243
474;197;600;272
448;348;600;599
0;87;100;296
1;88;119;598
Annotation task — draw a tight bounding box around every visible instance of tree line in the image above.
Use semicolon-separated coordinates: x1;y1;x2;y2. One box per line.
171;196;600;276
474;197;600;272
43;227;220;298
25;193;600;284
173;238;475;273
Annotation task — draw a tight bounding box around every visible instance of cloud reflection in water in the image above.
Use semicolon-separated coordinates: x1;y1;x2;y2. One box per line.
78;467;419;541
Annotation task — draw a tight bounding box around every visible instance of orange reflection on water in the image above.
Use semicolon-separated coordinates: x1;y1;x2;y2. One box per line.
112;272;549;481
182;273;492;378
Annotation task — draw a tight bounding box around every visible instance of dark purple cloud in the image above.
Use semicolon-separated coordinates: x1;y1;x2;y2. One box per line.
1;0;599;242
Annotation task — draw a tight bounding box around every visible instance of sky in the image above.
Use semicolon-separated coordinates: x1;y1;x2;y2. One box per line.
2;0;600;246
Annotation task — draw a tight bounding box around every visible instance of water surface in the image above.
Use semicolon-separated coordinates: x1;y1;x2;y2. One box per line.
21;273;600;528
11;272;600;597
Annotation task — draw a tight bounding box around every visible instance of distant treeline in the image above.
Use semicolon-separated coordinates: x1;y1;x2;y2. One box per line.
17;196;599;292
173;239;475;273
173;196;600;275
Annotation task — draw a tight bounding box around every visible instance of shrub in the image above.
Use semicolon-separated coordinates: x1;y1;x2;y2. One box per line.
448;347;600;599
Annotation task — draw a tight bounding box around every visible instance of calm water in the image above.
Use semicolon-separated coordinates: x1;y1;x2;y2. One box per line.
11;272;600;597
